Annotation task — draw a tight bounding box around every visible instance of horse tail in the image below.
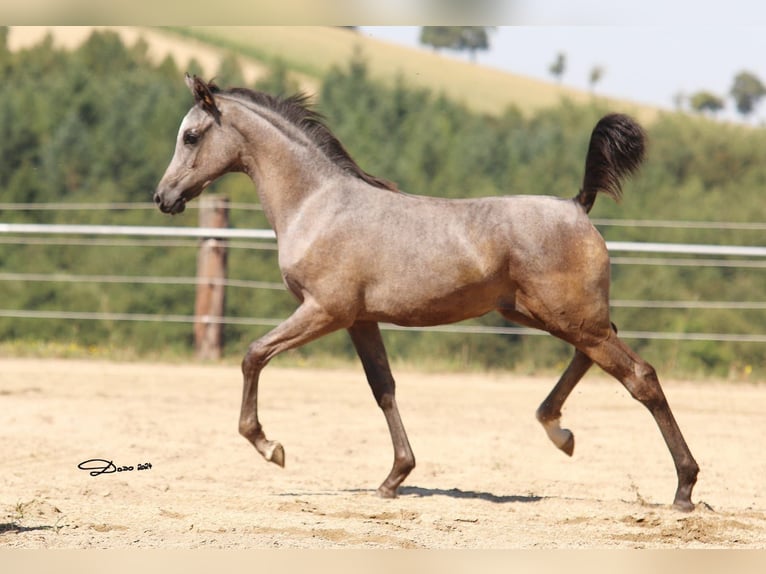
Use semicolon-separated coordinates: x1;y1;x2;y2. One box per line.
575;113;646;214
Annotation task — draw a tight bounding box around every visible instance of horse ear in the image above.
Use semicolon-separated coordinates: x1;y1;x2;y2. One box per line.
184;72;196;93
185;73;222;125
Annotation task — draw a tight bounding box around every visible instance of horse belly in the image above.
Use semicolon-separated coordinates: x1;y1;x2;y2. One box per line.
360;273;505;327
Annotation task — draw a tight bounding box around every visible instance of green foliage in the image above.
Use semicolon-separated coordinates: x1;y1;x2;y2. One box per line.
254;57;300;95
548;52;566;83
730;70;766;118
419;27;492;60
689;91;725;115
215;52;245;87
589;66;604;91
1;31;765;380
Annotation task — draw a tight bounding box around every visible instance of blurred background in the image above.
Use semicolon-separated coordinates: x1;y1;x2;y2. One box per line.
0;22;764;380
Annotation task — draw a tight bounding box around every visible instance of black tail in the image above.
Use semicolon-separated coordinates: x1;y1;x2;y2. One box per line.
576;113;646;213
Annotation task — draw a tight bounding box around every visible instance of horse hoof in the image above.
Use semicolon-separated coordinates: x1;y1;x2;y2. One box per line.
376;485;398;499
266;442;285;467
672;498;695;513
560;431;574;457
539;417;575;456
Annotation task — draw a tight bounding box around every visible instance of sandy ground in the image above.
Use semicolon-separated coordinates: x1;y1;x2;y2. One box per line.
1;358;764;549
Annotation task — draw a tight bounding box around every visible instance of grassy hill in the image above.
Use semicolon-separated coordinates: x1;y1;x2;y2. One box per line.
7;25;661;123
170;26;661;122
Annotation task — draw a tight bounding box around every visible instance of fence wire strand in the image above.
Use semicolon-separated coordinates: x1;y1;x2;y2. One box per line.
1;218;764;344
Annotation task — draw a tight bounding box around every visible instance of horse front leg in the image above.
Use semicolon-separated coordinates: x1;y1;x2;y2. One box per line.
348;321;415;498
536;348;593;456
239;299;343;468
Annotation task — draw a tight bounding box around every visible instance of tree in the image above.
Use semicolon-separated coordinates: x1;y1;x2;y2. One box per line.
730;70;766;119
255;58;299;96
689;90;725;116
216;53;245;87
548;52;566;84
0;27;10;74
588;66;604;92
419;27;492;62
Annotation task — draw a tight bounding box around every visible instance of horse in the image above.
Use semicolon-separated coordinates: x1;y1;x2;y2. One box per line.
154;74;699;511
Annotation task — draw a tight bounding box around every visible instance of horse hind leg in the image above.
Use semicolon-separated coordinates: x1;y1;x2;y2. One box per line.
348;321;415;498
536;324;619;455
536;349;594;456
585;331;699;511
498;308;593;456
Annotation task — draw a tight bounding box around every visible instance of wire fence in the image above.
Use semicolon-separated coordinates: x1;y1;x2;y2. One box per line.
2;201;765;231
1;203;765;344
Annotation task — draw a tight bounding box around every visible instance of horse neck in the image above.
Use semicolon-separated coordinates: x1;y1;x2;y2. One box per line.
226;100;334;235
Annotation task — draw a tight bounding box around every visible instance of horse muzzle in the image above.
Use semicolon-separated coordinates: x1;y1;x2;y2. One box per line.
154;189;187;215
154;178;212;215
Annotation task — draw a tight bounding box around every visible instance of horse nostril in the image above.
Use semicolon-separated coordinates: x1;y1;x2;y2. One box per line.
153;192;161;205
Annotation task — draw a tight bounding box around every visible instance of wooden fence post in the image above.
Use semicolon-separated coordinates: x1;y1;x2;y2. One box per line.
194;196;229;359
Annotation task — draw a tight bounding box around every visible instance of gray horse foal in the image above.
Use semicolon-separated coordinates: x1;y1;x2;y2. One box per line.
155;75;699;511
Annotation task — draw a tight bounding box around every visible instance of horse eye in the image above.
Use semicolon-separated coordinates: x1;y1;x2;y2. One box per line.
183;130;200;145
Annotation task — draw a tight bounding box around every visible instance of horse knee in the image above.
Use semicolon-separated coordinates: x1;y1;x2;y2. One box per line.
624;361;667;408
242;342;269;376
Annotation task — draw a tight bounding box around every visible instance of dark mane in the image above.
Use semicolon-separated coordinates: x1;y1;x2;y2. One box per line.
219;85;398;192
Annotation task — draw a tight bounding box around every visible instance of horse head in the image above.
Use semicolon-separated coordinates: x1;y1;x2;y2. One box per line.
154;74;239;215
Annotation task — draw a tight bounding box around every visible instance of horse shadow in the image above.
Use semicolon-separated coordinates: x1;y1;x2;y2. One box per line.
0;522;55;534
397;486;542;504
282;486;544;504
